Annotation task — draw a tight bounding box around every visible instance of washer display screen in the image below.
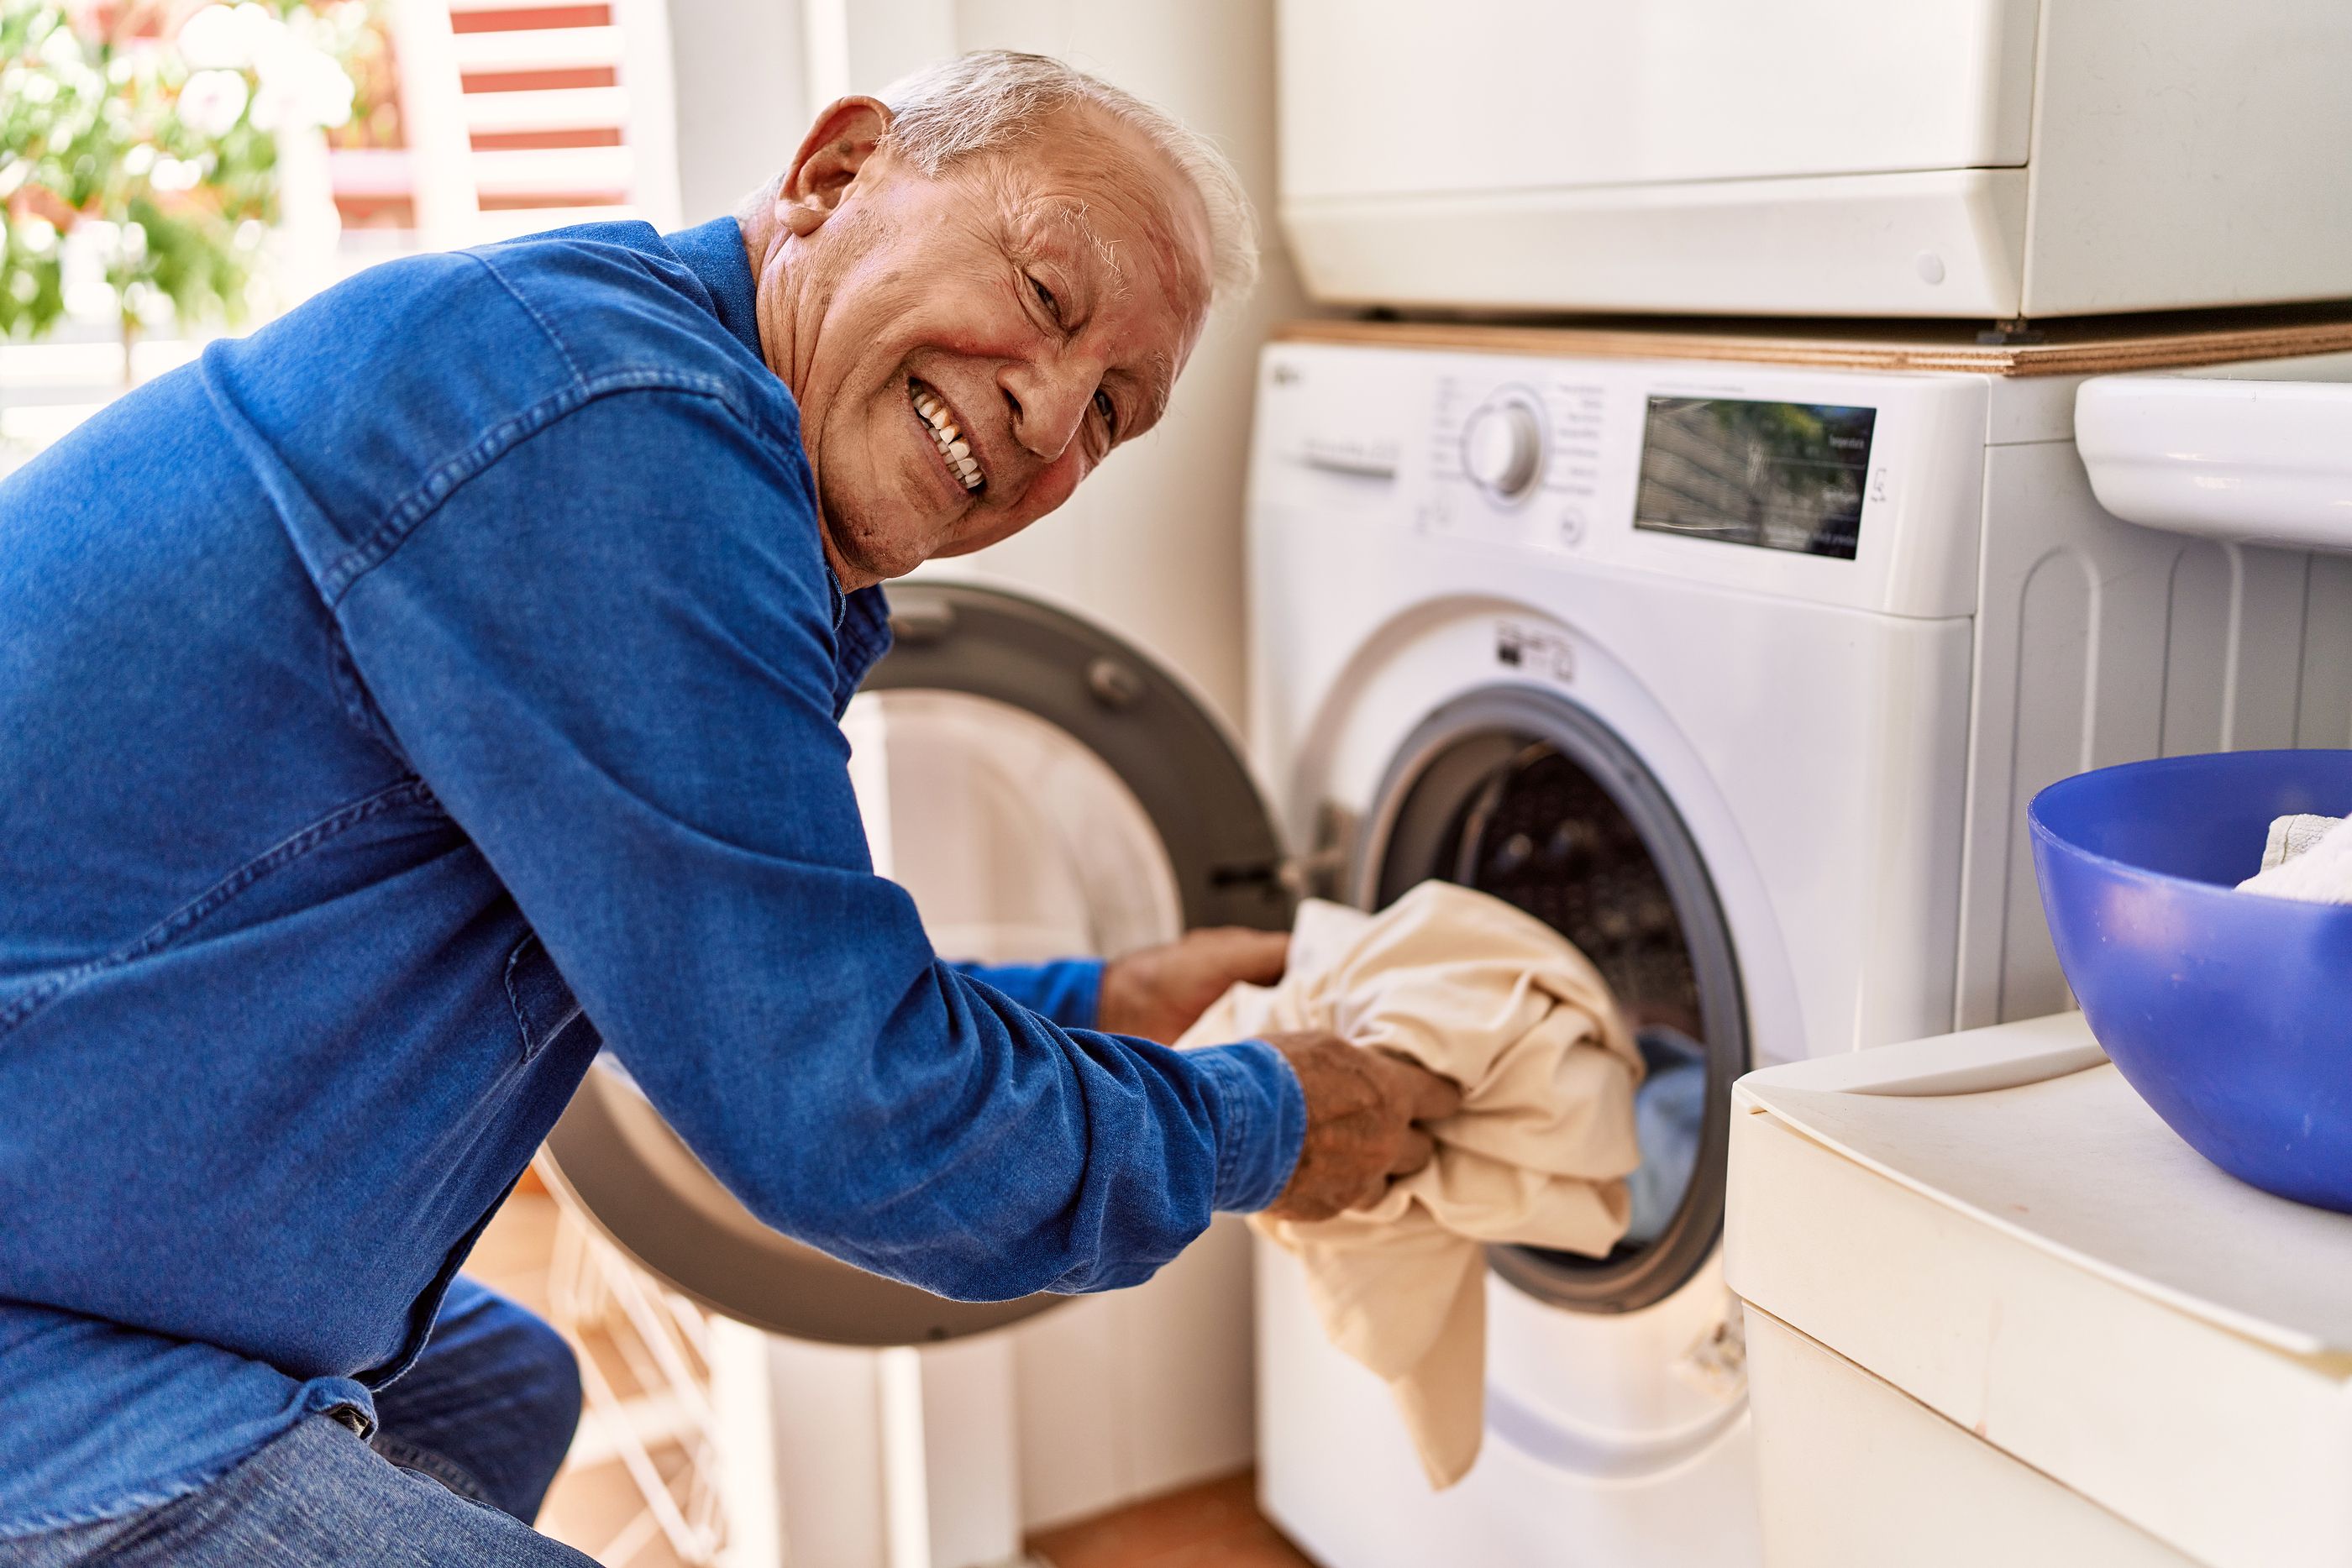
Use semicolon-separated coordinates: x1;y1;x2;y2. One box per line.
1634;396;1876;559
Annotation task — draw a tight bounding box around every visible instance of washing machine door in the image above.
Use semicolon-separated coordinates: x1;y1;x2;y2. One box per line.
1358;684;1748;1316
542;581;1290;1346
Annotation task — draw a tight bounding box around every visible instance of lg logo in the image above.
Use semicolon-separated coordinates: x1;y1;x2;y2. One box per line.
1496;621;1576;684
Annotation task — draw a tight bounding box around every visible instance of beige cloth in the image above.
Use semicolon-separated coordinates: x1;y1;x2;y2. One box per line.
1176;881;1641;1487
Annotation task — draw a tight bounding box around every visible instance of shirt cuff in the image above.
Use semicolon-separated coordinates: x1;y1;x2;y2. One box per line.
1041;957;1104;1031
1190;1039;1307;1213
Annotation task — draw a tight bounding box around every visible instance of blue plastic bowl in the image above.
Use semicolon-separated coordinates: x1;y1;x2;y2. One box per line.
2030;750;2352;1211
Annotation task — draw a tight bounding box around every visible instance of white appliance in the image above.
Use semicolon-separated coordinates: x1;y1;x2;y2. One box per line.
1278;0;2352;320
1727;1013;2352;1568
1244;322;2352;1565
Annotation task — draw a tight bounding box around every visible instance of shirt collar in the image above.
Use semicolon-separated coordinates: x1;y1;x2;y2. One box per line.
662;216;764;363
664;216;895;705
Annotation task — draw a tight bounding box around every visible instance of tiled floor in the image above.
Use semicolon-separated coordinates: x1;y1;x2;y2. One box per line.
473;1188;1316;1568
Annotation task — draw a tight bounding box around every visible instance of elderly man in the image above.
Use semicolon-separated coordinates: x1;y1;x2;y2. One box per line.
0;50;1455;1568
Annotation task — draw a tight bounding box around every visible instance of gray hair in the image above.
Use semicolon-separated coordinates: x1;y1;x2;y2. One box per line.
878;50;1259;303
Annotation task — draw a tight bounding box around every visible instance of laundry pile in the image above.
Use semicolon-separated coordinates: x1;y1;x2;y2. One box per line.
2237;812;2352;904
1177;881;1643;1487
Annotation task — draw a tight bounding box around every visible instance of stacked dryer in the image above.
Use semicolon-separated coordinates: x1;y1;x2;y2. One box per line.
1252;3;2352;1563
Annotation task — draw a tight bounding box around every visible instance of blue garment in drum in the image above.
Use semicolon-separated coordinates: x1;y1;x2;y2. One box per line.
1622;1027;1710;1247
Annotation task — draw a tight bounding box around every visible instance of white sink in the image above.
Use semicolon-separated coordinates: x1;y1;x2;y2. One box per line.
2076;363;2352;553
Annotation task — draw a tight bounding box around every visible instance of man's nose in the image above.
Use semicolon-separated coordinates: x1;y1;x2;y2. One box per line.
1000;359;1096;462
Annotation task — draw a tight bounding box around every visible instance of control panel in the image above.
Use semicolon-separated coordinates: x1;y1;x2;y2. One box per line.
1252;341;1993;621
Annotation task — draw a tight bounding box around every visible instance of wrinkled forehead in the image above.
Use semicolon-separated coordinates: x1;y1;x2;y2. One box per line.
982;108;1215;321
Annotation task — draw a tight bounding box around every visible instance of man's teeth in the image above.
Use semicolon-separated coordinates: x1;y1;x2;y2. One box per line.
912;386;984;491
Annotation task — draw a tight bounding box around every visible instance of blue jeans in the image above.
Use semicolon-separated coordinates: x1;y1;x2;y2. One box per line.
0;1282;590;1566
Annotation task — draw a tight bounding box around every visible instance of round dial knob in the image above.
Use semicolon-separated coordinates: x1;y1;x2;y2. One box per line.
1461;399;1544;501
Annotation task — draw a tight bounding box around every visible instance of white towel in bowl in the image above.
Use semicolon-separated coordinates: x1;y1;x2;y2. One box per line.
2260;814;2343;872
2239;814;2352;904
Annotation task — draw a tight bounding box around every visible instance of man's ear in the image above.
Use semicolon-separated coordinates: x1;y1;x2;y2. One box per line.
778;97;893;238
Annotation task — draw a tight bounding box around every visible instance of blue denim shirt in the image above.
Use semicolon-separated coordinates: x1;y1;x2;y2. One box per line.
0;217;1303;1534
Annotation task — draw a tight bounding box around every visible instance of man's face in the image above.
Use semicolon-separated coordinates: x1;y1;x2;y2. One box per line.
758;102;1214;588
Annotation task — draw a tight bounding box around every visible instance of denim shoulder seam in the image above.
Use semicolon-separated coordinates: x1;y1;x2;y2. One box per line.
472;242;798;443
317;373;778;607
470;247;586;386
0;778;436;1043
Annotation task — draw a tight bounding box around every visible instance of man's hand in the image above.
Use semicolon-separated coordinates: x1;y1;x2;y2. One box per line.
1265;1032;1462;1223
1098;926;1291;1044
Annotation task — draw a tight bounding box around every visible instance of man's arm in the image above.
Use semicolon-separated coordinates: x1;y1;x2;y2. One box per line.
333;389;1301;1298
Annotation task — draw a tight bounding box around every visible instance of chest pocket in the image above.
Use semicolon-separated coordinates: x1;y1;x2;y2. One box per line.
505;933;584;1062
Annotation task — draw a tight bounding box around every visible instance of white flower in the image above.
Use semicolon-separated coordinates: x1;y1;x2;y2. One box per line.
15;217;58;254
122;143;156;177
150;154;206;193
60;219;119;312
249;38;354;131
35;24;82;69
175;2;280;71
176;5;246;69
177;68;251;139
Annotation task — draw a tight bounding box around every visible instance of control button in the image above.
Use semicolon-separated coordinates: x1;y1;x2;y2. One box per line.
1558;507;1588;548
1461;397;1544;502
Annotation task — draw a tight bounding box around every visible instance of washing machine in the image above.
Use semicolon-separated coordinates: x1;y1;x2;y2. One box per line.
1245;320;2352;1566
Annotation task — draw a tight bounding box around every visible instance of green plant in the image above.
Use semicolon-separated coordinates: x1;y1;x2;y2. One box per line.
0;0;372;368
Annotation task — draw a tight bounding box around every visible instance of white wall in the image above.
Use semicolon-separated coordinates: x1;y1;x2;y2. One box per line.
666;0;811;223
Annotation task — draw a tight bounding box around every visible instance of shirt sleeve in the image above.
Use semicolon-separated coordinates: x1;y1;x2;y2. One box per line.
945;960;1103;1030
332;389;1303;1298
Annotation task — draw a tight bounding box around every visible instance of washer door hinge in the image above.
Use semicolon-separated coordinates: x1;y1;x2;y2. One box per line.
1277;803;1358;903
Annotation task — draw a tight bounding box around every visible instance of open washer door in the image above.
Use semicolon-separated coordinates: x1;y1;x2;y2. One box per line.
542;582;1290;1346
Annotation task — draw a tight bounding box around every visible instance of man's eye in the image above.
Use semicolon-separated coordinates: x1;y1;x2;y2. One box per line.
1092;388;1118;438
1029;275;1061;323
